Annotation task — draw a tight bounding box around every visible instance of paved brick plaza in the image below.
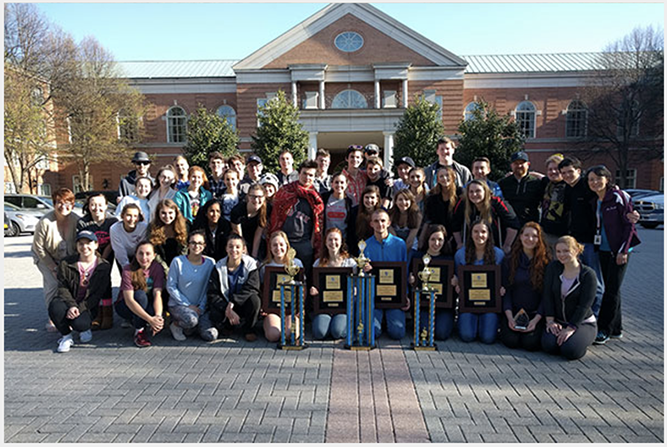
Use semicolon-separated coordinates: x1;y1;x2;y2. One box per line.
4;228;664;443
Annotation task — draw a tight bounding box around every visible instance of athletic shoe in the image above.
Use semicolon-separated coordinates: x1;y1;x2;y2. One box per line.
610;332;623;340
134;329;151;348
594;331;609;345
79;330;93;343
170;323;186;341
57;335;74;353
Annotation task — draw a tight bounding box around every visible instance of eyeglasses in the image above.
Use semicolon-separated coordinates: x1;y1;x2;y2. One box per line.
135;161;150;166
189;241;205;247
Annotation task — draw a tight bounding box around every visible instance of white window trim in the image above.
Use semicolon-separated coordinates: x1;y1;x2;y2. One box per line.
515;101;537;139
216;105;237;131
166;106;187;144
331;89;368;109
615;169;637;189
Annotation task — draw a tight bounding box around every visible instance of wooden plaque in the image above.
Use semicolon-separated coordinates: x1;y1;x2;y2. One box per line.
261;266;305;315
372;262;407;309
411;258;455;309
457;265;502;313
312;267;353;315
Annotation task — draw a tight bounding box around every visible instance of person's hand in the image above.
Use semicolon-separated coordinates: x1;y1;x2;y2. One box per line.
309;286;319;296
66;306;79;320
188;305;202;316
507;316;519;332
385;177;394;188
409;273;416;285
556;326;575;346
149;315;164;334
499;286;506;297
546;320;561;335
525;318;538;333
363;263;373;273
400;297;410;312
616;253;628;265
627;210;640;224
226;304;240;326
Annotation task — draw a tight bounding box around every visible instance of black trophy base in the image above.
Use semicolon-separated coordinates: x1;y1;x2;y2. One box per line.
277;343;308;351
411;343;438;351
345;343;377;351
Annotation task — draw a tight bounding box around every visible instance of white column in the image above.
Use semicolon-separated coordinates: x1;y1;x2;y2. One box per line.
319;80;325;110
308;132;318;160
402;79;409;108
383;131;395;170
374;80;381;109
292;81;298;107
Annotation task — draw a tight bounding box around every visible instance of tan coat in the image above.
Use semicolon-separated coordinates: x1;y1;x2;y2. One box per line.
31;210;79;271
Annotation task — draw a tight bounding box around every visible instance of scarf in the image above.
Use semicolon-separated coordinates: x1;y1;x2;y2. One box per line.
269;181;324;257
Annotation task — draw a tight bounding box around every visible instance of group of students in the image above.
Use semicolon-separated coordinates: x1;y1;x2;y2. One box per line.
31;138;640;360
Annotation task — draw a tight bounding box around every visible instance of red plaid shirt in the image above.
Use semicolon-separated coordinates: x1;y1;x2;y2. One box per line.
342;168;367;207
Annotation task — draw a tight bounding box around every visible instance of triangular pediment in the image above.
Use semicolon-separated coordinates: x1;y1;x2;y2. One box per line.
233;3;467;70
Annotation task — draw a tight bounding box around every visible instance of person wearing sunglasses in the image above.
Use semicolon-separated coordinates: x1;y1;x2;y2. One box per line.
118;151;155;201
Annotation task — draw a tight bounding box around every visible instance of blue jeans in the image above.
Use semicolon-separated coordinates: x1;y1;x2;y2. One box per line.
419;310;454;340
373;309;406;340
581;243;605;317
114;290;154;329
457;312;499;344
312;313;347;340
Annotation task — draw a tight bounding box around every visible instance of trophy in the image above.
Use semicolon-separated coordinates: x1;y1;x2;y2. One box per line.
513;308;530;331
278;248;306;350
346;240;376;350
413;254;437;351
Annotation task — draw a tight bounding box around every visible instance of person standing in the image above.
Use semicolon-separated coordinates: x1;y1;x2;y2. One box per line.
276;150;299;186
32;188;80;332
269;160;324;274
498;151;545;226
173;155;190;191
314;148;333;194
341;145;367;207
540;154;568;251
173;166;213;223
109;203;148;270
207;152;228;200
587;165;640;345
239;154;263;198
470;157;503;198
424;137;472;189
118;151;154;200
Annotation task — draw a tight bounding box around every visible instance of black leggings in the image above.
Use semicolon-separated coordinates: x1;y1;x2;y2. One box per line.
499;314;544;351
48;298;95;336
541;321;597;360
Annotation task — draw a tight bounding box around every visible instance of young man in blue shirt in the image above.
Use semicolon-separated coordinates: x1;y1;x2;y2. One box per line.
364;208;408;340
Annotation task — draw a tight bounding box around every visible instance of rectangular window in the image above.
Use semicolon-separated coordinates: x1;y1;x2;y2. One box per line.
35;156;50;170
4;182;17;194
423;89;442;119
615;169;636;189
382;90;397;108
72;175;93;193
38;183;51;196
304;92;319;110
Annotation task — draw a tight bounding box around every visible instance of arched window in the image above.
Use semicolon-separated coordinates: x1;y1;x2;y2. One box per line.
167;106;187;143
216;105;236;131
331;90;368;109
515;101;536;138
565;100;587;138
464;102;482;121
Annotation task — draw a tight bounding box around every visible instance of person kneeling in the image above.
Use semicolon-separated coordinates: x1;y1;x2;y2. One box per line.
166;230;215;341
49;231;112;353
114;241;166;347
206;235;261;342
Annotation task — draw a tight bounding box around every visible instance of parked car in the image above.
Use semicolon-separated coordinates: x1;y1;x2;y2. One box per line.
4;193;84;217
74;191;118;215
625;189;661;203
4;202;44;237
4;211;10;235
633;193;664;229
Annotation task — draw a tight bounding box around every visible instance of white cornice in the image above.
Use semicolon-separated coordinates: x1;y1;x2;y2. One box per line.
464;72;596;89
289;64;328;82
235;70;292;84
128;78;236;94
298;108;404;132
408;66;465;81
233;3;467;70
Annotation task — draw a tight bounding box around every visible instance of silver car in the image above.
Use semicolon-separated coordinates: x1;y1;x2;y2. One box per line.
4;202;44;236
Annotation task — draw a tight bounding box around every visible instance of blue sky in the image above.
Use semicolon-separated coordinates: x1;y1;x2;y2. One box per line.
35;2;664;61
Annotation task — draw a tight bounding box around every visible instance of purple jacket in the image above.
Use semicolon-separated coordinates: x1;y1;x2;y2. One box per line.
593;187;640;254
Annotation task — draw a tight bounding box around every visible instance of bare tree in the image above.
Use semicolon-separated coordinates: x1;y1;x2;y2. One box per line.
55;36;146;191
577;26;664;188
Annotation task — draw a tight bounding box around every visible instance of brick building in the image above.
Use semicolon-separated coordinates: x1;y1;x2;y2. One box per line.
31;3;663;194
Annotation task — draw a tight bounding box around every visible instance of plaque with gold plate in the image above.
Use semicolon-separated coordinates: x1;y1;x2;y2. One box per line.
372;262;407;309
457;265;502;313
312;267;353;315
410;257;454;309
262;266;305;314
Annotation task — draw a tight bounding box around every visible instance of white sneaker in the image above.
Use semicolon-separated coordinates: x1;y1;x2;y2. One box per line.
57;335;74;353
79;330;92;343
170;323;186;341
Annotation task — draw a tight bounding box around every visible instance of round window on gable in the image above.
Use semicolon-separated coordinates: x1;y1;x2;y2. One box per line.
335;31;364;53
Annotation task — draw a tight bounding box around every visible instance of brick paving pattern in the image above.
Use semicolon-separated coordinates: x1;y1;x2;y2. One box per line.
4;228;663;442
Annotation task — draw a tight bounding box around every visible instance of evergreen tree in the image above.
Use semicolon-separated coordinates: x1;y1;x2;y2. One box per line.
393;96;445;171
456;100;525;180
183;106;239;168
251;90;309;173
